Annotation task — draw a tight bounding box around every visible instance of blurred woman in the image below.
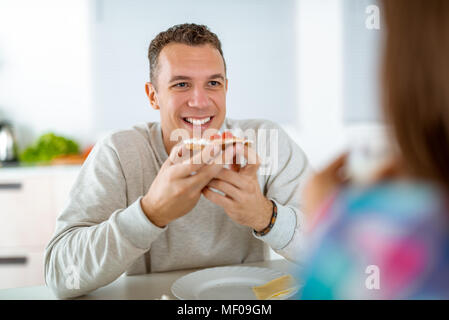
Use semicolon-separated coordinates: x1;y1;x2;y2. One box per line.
297;0;449;299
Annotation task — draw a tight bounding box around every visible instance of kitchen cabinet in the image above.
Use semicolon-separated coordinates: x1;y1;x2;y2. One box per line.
0;176;54;248
0;165;81;289
0;249;46;289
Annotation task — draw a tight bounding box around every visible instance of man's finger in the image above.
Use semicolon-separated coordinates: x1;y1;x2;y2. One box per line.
207;178;242;201
172;143;222;178
202;186;234;208
188;147;235;189
213;168;247;189
188;161;223;189
220;143;238;166
179;144;237;191
239;144;261;176
169;143;190;165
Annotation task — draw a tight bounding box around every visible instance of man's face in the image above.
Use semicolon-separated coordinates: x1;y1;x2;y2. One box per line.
146;43;227;144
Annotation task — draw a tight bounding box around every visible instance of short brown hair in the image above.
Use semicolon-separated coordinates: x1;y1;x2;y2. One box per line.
381;0;449;190
148;23;226;87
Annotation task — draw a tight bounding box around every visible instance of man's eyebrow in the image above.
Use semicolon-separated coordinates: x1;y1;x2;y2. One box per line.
168;74;226;83
169;75;192;82
208;74;225;81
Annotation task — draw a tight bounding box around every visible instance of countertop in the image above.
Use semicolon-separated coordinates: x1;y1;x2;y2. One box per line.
0;164;81;179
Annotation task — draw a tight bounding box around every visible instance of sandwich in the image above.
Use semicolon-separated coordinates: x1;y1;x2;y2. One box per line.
183;131;252;150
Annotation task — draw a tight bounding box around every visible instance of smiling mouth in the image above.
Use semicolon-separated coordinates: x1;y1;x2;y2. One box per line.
182;116;213;126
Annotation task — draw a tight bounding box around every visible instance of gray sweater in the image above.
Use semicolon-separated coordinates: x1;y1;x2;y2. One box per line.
44;118;311;299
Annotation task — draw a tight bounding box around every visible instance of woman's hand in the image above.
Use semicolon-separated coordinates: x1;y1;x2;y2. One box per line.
302;152;402;224
302;153;348;218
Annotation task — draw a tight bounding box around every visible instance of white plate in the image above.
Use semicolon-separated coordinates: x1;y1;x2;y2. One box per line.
171;266;299;300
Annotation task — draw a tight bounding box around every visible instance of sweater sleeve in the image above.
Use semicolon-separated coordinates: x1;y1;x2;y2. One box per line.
252;122;313;264
44;137;166;299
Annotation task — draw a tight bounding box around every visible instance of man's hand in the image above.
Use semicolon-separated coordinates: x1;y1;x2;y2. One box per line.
140;142;228;227
202;143;273;232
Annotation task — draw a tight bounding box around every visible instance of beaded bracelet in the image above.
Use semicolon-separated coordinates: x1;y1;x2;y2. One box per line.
254;200;278;237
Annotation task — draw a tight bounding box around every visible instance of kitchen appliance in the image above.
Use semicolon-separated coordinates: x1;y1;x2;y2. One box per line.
0;121;18;163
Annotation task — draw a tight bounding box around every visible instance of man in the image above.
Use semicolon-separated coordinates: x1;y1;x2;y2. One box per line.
44;23;311;299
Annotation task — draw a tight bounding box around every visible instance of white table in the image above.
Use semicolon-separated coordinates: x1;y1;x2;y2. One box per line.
0;259;296;300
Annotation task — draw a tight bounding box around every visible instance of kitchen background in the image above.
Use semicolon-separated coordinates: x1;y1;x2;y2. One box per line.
0;0;380;289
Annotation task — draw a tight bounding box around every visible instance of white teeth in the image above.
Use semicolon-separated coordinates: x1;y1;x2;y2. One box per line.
185;117;211;125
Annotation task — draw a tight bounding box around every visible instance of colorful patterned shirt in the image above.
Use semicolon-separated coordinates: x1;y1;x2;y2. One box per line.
296;181;449;299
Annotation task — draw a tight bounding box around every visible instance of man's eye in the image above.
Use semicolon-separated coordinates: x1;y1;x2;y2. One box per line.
209;81;221;87
174;82;188;88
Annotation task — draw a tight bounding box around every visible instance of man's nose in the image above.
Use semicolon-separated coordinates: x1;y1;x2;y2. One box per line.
187;87;210;108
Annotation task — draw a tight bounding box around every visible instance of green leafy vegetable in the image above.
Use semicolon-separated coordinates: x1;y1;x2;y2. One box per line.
19;133;79;163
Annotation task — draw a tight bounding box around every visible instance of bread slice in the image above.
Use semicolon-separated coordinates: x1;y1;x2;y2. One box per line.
252;274;297;300
183;136;252;150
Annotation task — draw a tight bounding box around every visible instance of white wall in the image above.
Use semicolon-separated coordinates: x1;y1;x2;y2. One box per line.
293;0;346;169
343;0;381;122
89;0;298;136
292;0;383;169
0;0;92;149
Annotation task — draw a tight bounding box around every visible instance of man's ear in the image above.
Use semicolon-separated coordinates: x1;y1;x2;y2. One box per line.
225;78;229;93
145;82;160;110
